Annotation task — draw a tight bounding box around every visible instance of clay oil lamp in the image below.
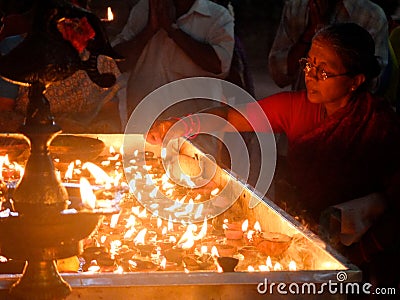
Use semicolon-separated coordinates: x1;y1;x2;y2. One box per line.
128;259;158;272
238;246;259;259
255;232;292;257
164;247;186;265
158;257;179;271
223;219;246;240
217;256;239;272
215;244;237;257
133;228;157;257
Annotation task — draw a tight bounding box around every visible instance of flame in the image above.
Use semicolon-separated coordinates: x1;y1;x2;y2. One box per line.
180;173;195;188
160;257;167;269
143;165;152;171
247;266;255;272
87;260;100;273
273;262;282;271
157;217;162;228
211;246;219;257
0;155;9;180
124;228;136;239
246;230;254;241
289;261;297;271
110;213;120;228
162;227;167;235
165;199;183;212
132;206;140;216
194;203;203;219
211;188;219;196
266;256;273;269
162;181;174;190
80;177;96;209
193;217;207;240
174;199;194;217
138;208;147;219
134;228;147;245
259;265;270;272
145;174;154;186
110;239;122;259
13;161;24;178
101;160;111;167
177;224;196;249
109;145;115;154
125;215;136;228
200;245;208;255
161;148;167;159
82;162;112;185
242;219;249;232
107;7;114;21
114;266;124;274
253;221;262;232
64;162;74;180
165;189;174;197
149;187;158;198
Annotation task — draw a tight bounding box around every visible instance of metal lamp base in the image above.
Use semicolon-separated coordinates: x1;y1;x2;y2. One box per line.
9;261;71;300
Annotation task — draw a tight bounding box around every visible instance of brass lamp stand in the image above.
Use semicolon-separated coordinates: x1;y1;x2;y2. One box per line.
0;82;102;300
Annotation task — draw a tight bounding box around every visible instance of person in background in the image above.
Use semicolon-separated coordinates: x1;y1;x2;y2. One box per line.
146;23;400;292
0;0;124;133
268;0;388;91
0;0;33;111
88;0;140;41
111;0;235;117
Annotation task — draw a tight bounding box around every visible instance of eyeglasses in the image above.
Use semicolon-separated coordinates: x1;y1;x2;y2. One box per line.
299;58;352;81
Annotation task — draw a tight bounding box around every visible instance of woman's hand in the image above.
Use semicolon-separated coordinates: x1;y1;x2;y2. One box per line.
146;119;182;145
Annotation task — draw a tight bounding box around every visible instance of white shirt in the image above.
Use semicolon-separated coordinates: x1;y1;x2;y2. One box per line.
112;0;234;114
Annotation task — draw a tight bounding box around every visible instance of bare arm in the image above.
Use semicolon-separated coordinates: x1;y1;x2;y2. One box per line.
146;104;253;145
166;26;222;74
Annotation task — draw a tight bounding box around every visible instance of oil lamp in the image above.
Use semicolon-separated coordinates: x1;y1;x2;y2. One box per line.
0;0;121;299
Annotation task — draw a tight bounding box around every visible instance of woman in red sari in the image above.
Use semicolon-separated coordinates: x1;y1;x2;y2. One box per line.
147;23;400;290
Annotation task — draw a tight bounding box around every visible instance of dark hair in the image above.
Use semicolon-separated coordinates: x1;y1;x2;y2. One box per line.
313;23;381;85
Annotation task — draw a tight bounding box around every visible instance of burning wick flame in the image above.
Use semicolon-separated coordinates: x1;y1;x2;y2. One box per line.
80;177;96;210
107;7;113;21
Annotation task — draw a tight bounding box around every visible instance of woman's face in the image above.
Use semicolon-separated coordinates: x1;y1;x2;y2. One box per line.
304;39;355;111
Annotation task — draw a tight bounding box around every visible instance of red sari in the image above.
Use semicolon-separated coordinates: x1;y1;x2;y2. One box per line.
289;92;400;222
251;90;400;225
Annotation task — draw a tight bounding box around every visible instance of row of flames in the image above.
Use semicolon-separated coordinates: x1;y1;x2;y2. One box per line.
0;145;300;273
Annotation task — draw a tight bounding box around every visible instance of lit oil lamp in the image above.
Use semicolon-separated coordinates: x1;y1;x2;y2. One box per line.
223;219;245;240
101;7;114;23
254;232;292;257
